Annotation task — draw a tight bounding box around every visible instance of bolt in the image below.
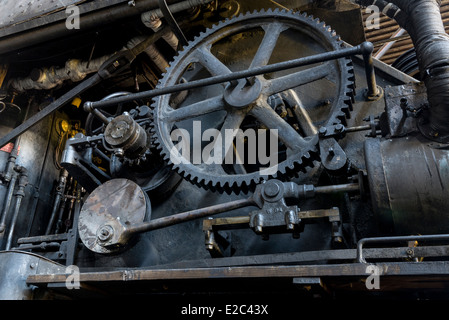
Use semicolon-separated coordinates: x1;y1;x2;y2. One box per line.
285;209;296;230
114;148;125;158
335;124;344;132
400;98;408;108
318;127;327;136
264;182;280;197
333;236;343;243
97;225;114;242
111;120;129;139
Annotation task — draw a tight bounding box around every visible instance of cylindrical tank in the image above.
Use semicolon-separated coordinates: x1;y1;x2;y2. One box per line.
365;134;449;235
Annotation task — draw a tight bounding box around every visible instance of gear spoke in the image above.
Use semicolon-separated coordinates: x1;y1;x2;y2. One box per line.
250;22;287;69
152;9;355;193
220;111;246;160
250;99;308;151
193;46;232;77
203;110;246;164
265;63;331;96
162;95;224;123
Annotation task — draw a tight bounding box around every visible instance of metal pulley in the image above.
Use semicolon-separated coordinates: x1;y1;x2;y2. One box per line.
104;113;149;159
78;179;151;254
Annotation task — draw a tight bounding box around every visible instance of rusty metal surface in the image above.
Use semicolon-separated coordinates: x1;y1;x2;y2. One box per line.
25;260;449;293
0;0;86;29
0;251;65;299
384;83;427;137
78;179;150;254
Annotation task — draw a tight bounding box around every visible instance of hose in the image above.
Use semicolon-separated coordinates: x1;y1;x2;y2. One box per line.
356;0;449;140
393;0;449;138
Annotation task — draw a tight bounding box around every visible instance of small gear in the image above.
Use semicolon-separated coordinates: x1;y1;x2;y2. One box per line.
151;9;355;193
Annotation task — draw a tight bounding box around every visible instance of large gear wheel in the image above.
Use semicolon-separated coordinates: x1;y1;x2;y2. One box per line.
152;9;355;193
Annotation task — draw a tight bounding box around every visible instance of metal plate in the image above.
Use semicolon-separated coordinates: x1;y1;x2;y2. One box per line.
78;179;150;254
0;0;86;28
0;251;65;299
384;82;426;137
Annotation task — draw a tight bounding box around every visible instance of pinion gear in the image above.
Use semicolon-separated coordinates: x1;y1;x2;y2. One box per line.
151;9;355;193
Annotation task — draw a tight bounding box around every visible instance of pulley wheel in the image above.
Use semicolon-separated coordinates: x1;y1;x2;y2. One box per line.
78;178;151;254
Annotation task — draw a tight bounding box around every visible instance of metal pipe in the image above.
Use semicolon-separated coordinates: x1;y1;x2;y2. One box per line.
141;0;212;21
354;0;407;27
400;0;449;139
5;166;28;250
86;42;375;110
0;173;17;233
0;0;181;55
0;27;170;148
358;0;449;140
0;137;20;233
45;169;68;235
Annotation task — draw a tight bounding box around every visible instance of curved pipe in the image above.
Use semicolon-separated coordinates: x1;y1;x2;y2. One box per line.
356;0;449;140
396;0;449;139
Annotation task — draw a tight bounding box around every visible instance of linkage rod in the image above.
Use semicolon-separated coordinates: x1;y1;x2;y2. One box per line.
85;42;375;111
124;198;255;236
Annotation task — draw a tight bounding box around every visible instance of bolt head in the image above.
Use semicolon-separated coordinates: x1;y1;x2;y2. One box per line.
264;181;280;197
97;225;114;242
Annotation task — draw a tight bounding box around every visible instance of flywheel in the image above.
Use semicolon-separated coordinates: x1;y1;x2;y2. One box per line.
151;9;355;193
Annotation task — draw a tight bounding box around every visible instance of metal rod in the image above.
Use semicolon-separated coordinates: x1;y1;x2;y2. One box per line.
315;183;360;194
0;74;102;148
285;90;318;136
91;108;111;125
125;198;254;236
13;242;60;251
86;42;374;110
0;173;17;233
361;42;380;99
345;124;371;133
357;234;449;263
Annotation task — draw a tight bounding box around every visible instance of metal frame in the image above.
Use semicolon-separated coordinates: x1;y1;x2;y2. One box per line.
23;238;449;297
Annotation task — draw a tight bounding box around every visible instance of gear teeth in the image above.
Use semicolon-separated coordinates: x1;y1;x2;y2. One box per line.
151;9;355;194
